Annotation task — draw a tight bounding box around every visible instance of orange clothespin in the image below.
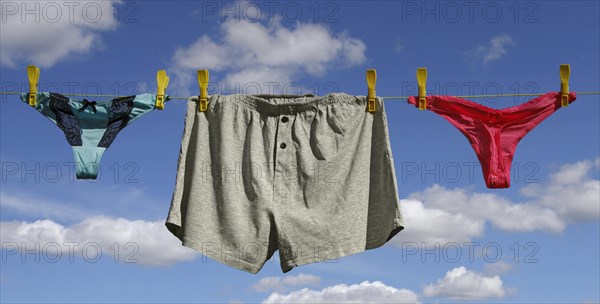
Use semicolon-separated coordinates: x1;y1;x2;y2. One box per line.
27;65;40;107
417;67;428;110
366;69;377;112
560;64;570;107
198;70;209;112
155;70;169;110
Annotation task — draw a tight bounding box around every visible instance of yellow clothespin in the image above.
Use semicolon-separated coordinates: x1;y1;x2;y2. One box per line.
417;67;428;110
198;70;209;112
27;65;40;107
366;69;377;113
156;70;169;110
559;64;570;107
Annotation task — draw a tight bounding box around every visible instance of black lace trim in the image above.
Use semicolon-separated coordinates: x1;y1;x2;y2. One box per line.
49;93;82;146
98;96;135;148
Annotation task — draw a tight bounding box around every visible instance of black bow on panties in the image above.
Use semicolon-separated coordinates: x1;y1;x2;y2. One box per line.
79;99;97;114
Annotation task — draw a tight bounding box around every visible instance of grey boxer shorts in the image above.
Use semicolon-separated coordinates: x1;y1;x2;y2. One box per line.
166;93;403;273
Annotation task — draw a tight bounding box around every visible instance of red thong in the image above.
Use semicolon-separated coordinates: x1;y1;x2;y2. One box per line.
408;92;577;188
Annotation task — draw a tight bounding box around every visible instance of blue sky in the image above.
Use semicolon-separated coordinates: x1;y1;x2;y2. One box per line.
1;1;599;303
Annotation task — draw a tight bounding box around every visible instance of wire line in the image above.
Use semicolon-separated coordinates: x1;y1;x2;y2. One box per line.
0;91;599;100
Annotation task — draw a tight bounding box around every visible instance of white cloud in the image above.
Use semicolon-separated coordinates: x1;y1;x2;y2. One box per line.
397;199;484;245
423;267;510;300
252;273;321;292
170;16;366;95
135;81;149;94
466;34;514;65
1;0;121;67
0;192;90;221
522;159;600;222
394;38;404;52
0;216;197;266
0;185;164;221
393;158;599;247
484;261;514;275
262;281;419;304
409;185;565;234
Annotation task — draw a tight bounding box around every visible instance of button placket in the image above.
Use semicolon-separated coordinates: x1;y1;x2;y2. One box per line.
273;113;293;204
279;116;290;149
277;114;292;158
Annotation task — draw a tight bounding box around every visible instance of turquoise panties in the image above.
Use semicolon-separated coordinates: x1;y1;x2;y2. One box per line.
21;92;164;179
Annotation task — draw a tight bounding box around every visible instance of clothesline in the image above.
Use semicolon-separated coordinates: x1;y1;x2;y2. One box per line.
0;91;599;100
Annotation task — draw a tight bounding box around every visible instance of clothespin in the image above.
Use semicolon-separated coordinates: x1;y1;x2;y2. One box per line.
559;64;570;107
198;70;209;112
27;65;40;107
417;67;428;110
366;69;377;112
156;70;169;110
